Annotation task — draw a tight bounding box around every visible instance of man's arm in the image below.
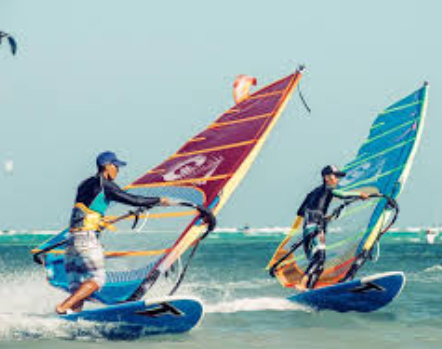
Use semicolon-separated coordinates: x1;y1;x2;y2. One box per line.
104;181;161;208
332;189;369;200
297;193;310;218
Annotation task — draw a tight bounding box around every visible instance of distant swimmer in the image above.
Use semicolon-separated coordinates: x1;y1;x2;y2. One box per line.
293;165;369;292
0;31;17;55
56;151;172;314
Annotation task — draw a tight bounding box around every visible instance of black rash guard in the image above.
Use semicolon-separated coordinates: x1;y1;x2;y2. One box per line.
75;174;160;208
297;184;333;222
297;184;350;227
70;174;160;229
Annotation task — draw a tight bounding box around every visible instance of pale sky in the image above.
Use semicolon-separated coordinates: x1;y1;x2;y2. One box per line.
1;0;441;229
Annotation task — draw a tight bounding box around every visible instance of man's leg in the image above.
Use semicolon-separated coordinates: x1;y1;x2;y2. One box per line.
59;231;105;314
297;226;319;291
306;249;325;289
296;254;319;291
56;279;99;314
296;249;325;291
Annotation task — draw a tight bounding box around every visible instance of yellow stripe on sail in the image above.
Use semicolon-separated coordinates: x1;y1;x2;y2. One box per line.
105;210;197;221
172;140;257;158
249;90;284;99
31;248;171;258
126;174;231;189
211;113;273;128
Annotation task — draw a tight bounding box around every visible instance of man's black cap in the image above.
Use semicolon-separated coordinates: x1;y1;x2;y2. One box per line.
321;165;346;178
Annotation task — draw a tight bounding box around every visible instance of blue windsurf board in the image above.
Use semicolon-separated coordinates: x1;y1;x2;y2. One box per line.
288;271;405;312
60;296;204;335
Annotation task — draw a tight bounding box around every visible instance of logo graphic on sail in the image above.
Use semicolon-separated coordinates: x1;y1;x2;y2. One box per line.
340;159;386;187
162;155;224;185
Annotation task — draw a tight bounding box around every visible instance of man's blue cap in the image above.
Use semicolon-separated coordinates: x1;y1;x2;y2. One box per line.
96;151;127;168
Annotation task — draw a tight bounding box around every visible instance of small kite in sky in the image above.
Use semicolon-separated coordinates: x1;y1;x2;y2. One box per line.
233;75;257;104
0;31;17;55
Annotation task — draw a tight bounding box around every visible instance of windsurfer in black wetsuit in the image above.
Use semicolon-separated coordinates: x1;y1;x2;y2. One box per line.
56;151;172;314
294;165;369;292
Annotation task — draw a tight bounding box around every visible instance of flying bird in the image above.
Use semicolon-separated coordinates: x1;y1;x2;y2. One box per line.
0;31;17;55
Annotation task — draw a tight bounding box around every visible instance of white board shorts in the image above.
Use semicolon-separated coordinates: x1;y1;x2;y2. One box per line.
65;231;106;292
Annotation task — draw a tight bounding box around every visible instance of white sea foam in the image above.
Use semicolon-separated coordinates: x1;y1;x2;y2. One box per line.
0;271;61;314
205;297;306;314
0;312;104;341
0;271;142;341
423;265;442;273
0;271;85;340
405;265;442;284
184;278;274;292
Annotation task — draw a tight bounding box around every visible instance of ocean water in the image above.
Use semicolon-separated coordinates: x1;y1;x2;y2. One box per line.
0;236;441;348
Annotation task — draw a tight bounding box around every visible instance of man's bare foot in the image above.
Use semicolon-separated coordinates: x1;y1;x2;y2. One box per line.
55;305;67;315
56;280;98;315
56;305;74;315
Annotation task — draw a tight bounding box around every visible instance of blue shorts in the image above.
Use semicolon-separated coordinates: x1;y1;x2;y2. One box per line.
65;231;106;292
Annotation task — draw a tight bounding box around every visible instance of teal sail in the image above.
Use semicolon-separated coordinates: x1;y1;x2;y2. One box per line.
271;83;428;288
340;83;428;252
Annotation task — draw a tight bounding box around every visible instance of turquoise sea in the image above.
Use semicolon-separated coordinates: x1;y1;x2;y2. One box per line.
0;231;441;348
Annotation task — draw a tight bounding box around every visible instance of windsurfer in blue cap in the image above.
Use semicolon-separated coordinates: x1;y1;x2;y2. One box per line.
293;165;369;292
56;151;171;314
